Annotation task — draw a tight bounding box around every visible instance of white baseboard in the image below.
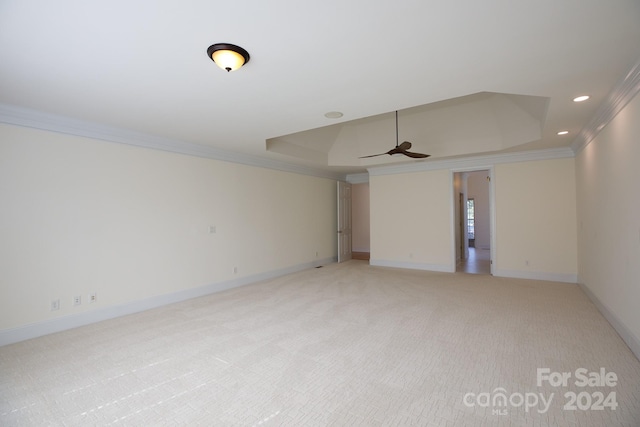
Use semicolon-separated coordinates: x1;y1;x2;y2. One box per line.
0;257;336;347
493;269;577;283
370;262;577;282
577;282;640;362
369;259;454;273
352;248;371;253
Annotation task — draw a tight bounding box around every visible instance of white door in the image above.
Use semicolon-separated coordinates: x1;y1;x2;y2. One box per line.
337;181;352;262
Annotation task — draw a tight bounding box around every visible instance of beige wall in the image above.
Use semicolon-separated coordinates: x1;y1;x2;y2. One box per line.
575;91;640;354
370;170;453;271
369;158;578;280
0;124;337;330
494;158;577;281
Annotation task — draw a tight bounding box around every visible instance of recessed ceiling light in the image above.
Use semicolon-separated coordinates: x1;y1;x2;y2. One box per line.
324;111;343;119
557;130;569;135
573;95;590;102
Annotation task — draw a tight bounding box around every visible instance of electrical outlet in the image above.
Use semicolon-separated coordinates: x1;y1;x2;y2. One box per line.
73;295;82;306
51;299;60;311
209;225;216;234
89;292;97;303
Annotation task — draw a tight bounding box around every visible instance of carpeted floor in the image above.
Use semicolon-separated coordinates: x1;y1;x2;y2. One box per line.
1;260;639;426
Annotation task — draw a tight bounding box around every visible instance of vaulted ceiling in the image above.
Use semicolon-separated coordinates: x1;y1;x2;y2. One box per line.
268;92;550;168
1;1;639;177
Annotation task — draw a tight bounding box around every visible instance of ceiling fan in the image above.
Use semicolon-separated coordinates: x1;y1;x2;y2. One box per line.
360;110;430;159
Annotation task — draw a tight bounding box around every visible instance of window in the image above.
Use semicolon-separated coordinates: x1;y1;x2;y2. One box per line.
466;198;475;239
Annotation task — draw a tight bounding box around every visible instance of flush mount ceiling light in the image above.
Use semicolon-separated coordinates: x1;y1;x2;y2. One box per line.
573;95;590;102
324;111;344;119
207;43;250;72
557;130;569;135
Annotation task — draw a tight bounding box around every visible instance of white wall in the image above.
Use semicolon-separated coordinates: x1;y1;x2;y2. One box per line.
370;170;453;271
0;124;337;333
466;170;490;249
369;158;578;280
575;91;640;357
494;158;577;282
351;183;370;253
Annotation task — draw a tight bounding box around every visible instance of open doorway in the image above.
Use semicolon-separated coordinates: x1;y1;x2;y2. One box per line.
337;181;370;262
351;183;370;261
454;170;493;274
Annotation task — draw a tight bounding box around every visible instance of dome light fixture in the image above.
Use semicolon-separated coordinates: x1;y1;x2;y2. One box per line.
557;130;569;135
207;43;250;72
573;95;590;102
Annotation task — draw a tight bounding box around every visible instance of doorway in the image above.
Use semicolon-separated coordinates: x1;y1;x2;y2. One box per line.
337;181;370;263
351;183;370;261
453;169;493;274
337;181;352;262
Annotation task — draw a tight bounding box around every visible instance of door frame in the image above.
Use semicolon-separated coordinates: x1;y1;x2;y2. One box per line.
450;167;496;275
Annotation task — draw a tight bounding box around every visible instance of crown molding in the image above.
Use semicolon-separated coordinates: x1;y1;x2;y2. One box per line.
571;56;640;154
345;173;369;184
367;147;575;177
0;101;588;182
0;103;344;181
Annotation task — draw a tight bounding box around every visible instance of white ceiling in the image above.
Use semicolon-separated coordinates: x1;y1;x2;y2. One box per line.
1;1;639;176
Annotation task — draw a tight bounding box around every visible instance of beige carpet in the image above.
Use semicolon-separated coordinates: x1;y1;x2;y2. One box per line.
1;260;639;426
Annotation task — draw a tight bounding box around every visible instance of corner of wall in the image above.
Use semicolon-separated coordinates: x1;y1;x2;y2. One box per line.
577;281;640;361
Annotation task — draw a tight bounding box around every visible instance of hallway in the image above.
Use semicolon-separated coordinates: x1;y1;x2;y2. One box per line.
457;247;491;275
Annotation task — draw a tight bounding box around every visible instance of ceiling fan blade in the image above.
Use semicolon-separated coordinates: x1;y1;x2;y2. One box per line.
398;141;412;150
360;147;401;158
359;152;388;158
401;151;431;158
